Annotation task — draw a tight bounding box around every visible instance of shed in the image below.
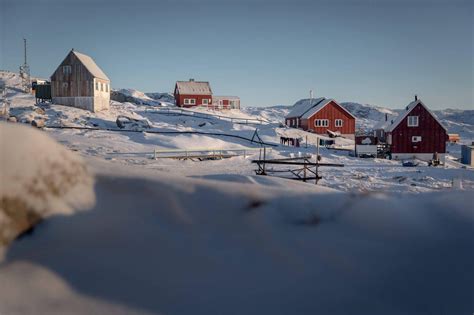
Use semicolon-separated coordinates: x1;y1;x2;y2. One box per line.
51;49;110;112
212;96;240;109
461;144;474;166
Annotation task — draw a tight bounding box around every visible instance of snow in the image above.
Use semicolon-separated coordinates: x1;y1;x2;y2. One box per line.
1;70;474;314
0;154;473;314
0;122;94;256
285;97;325;118
71;50;110;81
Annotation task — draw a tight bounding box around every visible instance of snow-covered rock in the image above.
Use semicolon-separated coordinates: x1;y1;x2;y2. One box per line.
0;123;95;254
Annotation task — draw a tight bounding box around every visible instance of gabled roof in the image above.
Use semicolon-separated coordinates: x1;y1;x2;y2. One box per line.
385;99;447;132
285;98;325;119
175;81;212;95
301;98;356;120
72;50;109;81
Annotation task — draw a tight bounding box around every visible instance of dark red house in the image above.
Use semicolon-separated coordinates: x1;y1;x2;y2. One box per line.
285;98;356;139
174;79;212;108
385;97;448;162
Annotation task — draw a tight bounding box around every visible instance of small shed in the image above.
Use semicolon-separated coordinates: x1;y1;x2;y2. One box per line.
212;96;240;109
51;49;110;112
461;144;474;166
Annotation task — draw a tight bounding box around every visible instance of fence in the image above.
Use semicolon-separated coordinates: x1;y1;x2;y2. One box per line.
146;107;269;125
153;147;271;160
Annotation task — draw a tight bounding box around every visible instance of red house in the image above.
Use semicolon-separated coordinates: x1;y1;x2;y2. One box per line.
285;98;356;139
385;97;448;162
174;79;212;108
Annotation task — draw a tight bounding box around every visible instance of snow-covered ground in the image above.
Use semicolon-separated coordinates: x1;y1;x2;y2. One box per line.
2;71;473;193
1;70;474;314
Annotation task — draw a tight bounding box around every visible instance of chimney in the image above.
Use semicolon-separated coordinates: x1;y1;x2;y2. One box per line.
189;78;195;82
415;94;418;101
385;113;388;121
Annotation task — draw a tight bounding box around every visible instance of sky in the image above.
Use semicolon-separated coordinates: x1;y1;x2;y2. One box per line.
0;0;472;109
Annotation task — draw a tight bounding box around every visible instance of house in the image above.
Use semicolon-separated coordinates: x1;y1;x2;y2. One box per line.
174;79;212;108
51;49;110;112
285;98;356;139
212;96;240;110
385;96;448;162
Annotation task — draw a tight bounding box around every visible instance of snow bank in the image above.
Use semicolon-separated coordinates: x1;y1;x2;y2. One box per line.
0;123;95;254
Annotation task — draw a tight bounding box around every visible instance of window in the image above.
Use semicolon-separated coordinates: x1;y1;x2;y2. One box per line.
412;136;422;143
184;98;196;105
407;116;419;127
105;84;109;92
62;65;72;75
315;119;329;127
202;99;209;105
95;82;99;90
62;82;69;89
100;83;104;92
335;119;343;127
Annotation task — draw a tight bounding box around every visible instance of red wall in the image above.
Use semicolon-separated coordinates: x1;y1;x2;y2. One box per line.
389;103;448;154
175;93;212;107
303;101;355;135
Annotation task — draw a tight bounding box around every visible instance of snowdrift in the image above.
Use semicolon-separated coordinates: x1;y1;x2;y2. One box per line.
0;128;472;314
0;123;95;254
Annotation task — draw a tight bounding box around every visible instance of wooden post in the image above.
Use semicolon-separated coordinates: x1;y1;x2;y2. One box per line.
262;147;266;175
316;136;320;160
154;148;157;160
303;163;307;182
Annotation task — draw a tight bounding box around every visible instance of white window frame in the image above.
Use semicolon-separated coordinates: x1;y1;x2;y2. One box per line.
184;98;196;105
202;98;209;105
105;84;109;92
407;116;419;127
100;82;104;92
95;82;99;90
412;136;422;143
315;119;329;127
62;65;72;75
335;119;343;127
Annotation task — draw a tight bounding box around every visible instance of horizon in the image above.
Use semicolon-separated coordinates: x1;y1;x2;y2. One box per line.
1;0;472;109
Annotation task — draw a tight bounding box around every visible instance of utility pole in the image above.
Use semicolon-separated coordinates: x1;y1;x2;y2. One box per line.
19;38;31;93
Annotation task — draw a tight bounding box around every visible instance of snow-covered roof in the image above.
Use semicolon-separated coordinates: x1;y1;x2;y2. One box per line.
72;50;110;81
300;99;356;120
285;97;325;119
385;99;447;132
213;95;240;100
175;81;212;95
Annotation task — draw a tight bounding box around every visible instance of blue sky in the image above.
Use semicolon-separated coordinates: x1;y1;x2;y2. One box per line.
1;0;472;109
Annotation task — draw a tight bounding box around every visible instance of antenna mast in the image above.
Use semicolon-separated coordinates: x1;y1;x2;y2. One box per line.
19;38;31;93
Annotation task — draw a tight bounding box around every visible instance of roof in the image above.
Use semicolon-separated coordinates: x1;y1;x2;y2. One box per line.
213;95;240;100
175;81;212;95
300;99;356;120
285;98;325;119
72;50;109;81
385;99;447;132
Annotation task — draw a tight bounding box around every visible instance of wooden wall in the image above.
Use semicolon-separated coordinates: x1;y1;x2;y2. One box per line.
51;52;94;98
303;101;355;135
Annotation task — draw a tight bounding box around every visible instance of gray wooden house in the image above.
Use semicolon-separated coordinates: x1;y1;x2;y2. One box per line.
51;49;110;112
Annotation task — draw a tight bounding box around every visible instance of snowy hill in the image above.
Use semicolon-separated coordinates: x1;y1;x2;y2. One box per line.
111;88;174;106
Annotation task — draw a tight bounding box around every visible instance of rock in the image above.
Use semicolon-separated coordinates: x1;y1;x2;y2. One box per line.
7;116;17;123
31;119;45;128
